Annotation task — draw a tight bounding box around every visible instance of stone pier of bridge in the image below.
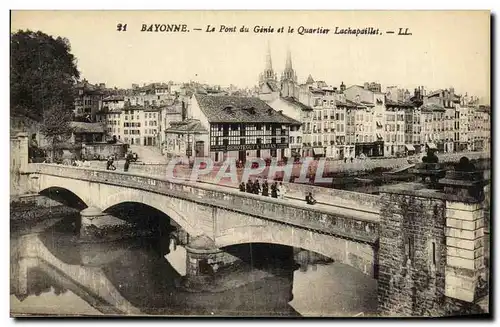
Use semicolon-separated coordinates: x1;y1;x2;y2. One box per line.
377;160;488;316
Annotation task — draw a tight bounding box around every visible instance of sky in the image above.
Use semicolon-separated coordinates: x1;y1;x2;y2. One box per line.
11;10;490;102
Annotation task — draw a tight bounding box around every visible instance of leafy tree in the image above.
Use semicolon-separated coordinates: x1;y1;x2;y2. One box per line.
11;30;80;159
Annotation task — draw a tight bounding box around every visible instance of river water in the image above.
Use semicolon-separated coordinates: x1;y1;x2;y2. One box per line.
10;212;377;317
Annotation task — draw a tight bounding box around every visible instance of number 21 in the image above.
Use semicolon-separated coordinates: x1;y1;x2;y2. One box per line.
117;23;127;32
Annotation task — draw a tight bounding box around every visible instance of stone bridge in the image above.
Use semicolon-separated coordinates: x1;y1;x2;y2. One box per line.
26;163;380;278
18;157;490;316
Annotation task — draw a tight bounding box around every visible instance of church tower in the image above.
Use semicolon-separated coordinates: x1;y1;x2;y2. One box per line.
280;48;299;99
258;42;278;90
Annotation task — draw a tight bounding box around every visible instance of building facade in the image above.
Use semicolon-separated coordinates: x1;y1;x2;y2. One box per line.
74;79;105;122
188;94;299;163
344;85;385;157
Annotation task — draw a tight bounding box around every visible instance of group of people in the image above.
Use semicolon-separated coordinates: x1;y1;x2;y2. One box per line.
238;178;318;205
105;151;138;172
238;179;287;199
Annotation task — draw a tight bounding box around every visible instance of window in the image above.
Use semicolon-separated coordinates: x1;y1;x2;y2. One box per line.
432;242;437;266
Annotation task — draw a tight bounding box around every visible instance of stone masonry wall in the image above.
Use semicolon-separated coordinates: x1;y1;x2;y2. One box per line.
378;190;447;317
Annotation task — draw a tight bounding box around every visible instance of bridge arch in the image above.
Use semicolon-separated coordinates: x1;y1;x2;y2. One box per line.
39;186;90;211
37;173;97;209
100;189;202;238
215;225;376;277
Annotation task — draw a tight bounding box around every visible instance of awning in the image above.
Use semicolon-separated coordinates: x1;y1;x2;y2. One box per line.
426;142;437;149
405;144;415;151
313;147;324;155
376;121;383;128
376;133;383;140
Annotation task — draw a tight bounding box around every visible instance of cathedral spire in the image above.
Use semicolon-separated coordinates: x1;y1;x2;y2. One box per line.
265;41;273;70
285;48;293;71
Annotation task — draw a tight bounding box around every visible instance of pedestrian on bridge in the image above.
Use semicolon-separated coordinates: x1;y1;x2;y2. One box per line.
106;156;116;171
239;182;246;192
306;192;317;205
271;182;278;198
124;153;131;172
246;180;253;193
253;179;261;195
262;180;269;197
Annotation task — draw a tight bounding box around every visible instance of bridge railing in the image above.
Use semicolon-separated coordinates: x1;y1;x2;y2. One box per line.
30;163;379;244
194;174;381;214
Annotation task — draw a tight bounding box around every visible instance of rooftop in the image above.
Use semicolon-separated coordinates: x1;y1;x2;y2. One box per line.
385;99;416;108
165;119;208;134
70;122;105;134
123;104;161;111
281;97;313;111
195;94;300;125
75;80;106;95
336;100;357;108
103;95;125;102
266;81;279;92
420;103;446;112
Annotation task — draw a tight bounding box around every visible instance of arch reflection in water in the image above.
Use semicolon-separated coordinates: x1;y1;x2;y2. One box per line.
10;217;303;316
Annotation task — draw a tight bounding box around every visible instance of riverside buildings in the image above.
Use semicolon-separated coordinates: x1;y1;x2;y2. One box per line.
257;47;490;159
170;94;300;163
78;50;490;160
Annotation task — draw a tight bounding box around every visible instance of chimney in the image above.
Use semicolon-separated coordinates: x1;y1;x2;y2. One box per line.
181;101;187;121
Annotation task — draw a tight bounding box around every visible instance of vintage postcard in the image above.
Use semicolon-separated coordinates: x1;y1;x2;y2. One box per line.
10;10;491;318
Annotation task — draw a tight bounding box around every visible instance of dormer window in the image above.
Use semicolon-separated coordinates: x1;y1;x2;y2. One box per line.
243;106;256;115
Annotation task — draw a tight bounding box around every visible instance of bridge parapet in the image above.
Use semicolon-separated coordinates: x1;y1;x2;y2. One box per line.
30;163;379;244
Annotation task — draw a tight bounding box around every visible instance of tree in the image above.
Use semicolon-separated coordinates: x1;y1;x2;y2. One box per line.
11;30;80;160
40;104;74;161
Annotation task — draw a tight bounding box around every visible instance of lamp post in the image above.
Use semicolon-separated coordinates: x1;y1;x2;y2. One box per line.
186;132;193;161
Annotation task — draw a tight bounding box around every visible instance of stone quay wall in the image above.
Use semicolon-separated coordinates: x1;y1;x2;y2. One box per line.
378;182;487;317
378;188;447;317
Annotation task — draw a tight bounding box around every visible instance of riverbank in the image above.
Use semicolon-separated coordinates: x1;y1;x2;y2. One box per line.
10;194;79;234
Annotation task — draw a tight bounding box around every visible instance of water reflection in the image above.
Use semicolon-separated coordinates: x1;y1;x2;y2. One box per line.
10;214;377;317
